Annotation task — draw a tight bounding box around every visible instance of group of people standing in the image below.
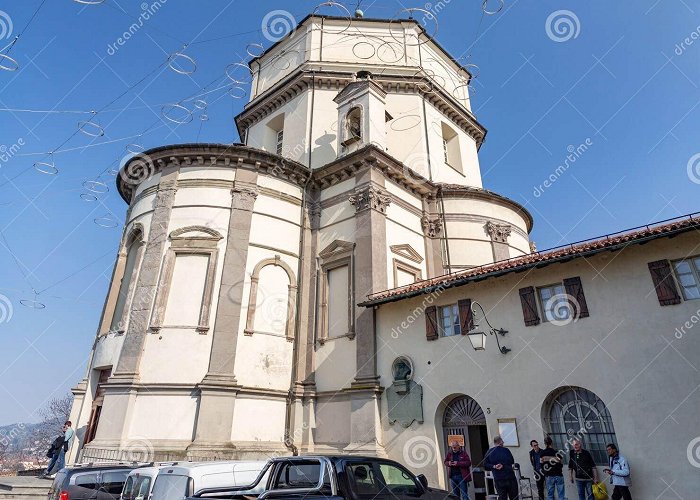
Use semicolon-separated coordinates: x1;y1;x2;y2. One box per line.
444;436;632;500
39;420;74;479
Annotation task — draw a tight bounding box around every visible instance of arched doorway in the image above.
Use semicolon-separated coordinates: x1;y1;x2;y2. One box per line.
442;396;489;500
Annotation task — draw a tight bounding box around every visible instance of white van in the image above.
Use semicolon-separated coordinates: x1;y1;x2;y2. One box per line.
120;465;174;500
150;461;267;500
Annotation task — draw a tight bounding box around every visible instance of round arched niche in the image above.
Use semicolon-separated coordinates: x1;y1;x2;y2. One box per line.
391;355;414;382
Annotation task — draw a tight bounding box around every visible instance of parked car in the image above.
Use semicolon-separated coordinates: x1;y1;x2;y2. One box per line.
188;455;455;500
151;461;266;500
120;465;175;500
47;463;142;500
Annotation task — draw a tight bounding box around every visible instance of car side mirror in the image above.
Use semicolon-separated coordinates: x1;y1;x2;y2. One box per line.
417;474;428;489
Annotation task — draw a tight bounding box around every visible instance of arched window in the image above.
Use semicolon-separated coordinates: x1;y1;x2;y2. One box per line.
342;107;363;147
100;224;145;335
244;255;297;341
543;387;617;464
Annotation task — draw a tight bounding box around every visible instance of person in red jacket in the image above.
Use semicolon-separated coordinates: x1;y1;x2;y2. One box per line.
444;440;472;500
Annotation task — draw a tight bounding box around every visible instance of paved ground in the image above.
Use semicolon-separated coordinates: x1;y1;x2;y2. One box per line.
0;476;51;499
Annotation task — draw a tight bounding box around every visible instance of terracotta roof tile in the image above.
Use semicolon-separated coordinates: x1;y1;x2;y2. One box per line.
361;213;700;306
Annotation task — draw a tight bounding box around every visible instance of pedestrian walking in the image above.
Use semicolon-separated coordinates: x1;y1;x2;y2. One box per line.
604;444;632;500
568;439;597;500
41;425;67;478
540;436;565;500
443;439;472;500
484;435;519;500
529;439;545;500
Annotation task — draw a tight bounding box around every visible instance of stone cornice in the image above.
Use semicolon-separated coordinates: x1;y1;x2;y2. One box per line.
118;143;310;203
439;183;534;232
235;68;487;147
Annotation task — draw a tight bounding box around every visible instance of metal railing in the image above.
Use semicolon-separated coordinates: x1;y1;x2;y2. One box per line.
76;447;225;464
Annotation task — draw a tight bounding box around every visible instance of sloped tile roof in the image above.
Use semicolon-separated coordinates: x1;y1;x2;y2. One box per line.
360;213;700;307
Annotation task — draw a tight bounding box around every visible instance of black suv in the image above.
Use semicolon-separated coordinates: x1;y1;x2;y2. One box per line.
47;463;142;500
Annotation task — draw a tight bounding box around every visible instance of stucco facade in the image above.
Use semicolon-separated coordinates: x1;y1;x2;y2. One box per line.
67;13;699;500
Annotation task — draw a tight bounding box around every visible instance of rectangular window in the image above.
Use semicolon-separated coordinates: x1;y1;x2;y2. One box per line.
442;137;449;164
276;129;284;155
439;304;461;336
163;254;209;326
327;265;350;338
672;257;700;300
538;283;569;322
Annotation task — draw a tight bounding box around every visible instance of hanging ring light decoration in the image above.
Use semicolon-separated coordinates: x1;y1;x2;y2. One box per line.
72;0;106;4
82;180;109;194
80;193;98;202
193;99;207;110
78;113;105;137
0;53;19;72
34;152;58;175
225;62;253;84
465;301;510;354
161;103;193;124
167;51;197;75
389;8;438;47
126;143;145;154
20;291;46;309
312;2;353;35
481;0;505;15
228;86;247;99
246;43;265;58
94;214;119;228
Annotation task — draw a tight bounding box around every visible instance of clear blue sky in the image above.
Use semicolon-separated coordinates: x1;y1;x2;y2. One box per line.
0;0;698;426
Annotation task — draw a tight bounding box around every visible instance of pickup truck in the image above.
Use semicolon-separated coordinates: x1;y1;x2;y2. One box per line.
189;455;455;500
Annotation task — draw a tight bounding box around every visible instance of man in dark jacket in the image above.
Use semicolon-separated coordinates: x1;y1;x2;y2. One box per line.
40;427;66;479
540;436;565;500
443;440;472;500
529;439;545;500
568;439;597;500
484;435;519;500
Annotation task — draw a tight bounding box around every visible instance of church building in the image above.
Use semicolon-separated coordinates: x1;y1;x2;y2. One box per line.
68;13;700;499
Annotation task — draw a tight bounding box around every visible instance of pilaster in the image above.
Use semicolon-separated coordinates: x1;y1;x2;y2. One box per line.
345;166;388;455
422;197;445;278
112;166;179;382
189;169;259;454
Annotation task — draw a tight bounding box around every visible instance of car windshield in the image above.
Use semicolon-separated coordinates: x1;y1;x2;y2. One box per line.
151;474;190;500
